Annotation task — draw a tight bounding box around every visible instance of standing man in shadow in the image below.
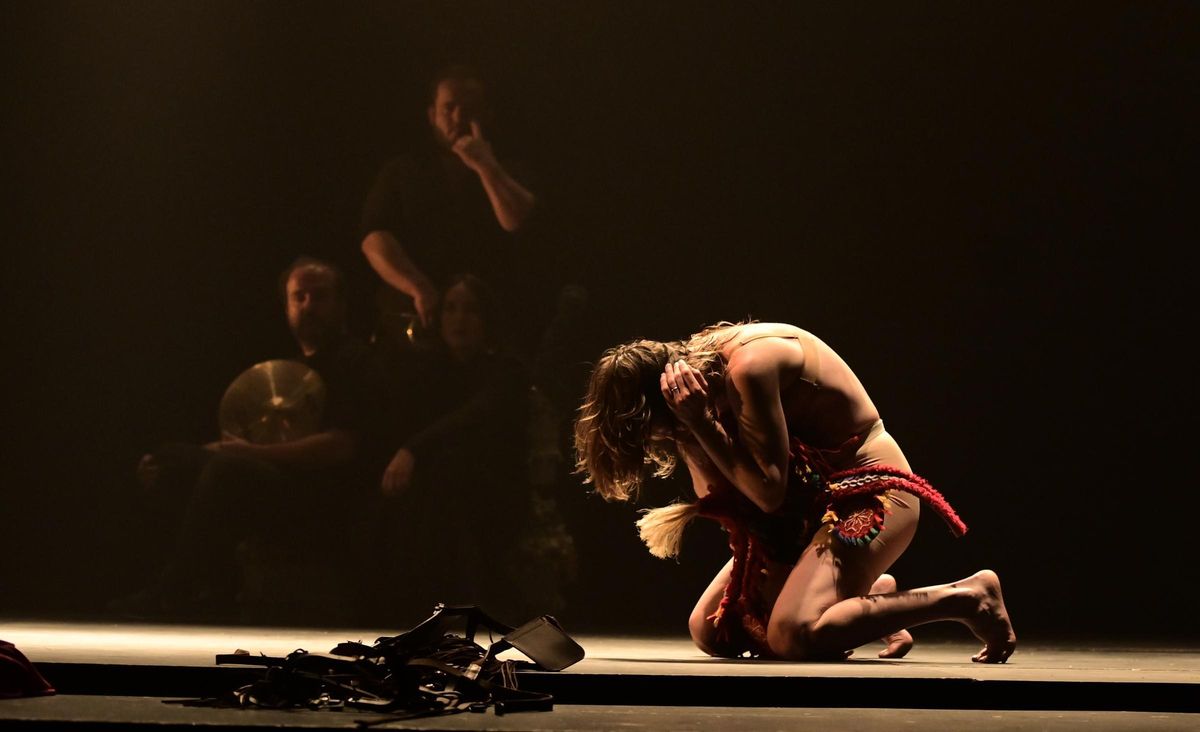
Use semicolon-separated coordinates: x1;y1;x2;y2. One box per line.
359;64;538;351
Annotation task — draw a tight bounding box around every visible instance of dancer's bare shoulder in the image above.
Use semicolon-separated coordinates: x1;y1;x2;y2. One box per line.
721;323;809;381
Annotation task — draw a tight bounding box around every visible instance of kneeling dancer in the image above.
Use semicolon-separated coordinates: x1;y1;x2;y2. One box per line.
573;321;1016;662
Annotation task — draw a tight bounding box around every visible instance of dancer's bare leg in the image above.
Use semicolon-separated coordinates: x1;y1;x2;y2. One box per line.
810;570;1014;662
767;483;923;658
691;566;914;659
763;461;1015;664
836;432;915;659
769;531;1017;663
767;432;1013;662
869;574;913;659
689;558;737;657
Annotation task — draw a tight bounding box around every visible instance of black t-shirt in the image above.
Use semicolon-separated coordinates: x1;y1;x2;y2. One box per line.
384;345;532;553
400;346;530;466
358;143;561;355
301;334;390;490
360;145;527;292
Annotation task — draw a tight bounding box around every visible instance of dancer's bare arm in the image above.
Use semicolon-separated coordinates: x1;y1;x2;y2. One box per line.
674;427;730;497
663;359;788;512
725;357;791;510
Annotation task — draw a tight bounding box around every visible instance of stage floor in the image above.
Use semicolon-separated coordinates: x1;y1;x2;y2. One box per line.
2;621;1198;730
5;620;1198;684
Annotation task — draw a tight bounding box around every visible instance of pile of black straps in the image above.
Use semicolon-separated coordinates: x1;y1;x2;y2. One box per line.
170;603;585;725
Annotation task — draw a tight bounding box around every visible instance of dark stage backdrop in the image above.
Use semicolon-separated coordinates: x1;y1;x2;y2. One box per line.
3;2;1194;640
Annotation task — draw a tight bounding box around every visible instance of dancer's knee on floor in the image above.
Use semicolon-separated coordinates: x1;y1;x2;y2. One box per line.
689;609;740;658
766;616;819;660
689;609;721;656
767;615;853;661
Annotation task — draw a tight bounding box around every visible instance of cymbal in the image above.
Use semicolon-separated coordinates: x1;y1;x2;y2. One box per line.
218;359;326;444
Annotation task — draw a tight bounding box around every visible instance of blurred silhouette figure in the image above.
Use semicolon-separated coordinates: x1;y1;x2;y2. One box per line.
377;273;575;622
360;65;537;355
110;257;387;622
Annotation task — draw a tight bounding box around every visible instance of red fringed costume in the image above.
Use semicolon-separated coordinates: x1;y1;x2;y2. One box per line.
696;437;968;657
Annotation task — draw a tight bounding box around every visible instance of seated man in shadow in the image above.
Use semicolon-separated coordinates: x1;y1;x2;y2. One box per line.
111;257;387;621
377;273;574;622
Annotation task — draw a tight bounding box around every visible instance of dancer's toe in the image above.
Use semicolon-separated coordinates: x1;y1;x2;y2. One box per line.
879;629;913;659
963;570;1016;664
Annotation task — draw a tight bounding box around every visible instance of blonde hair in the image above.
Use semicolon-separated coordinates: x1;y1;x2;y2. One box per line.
572;321;747;502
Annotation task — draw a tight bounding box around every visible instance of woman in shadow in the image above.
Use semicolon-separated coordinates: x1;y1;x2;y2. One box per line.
379;273;569;620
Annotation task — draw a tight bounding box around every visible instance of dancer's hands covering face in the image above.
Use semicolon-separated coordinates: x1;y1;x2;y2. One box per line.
661;360;709;427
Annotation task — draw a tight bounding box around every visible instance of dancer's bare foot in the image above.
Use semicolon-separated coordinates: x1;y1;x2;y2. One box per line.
870;574;913;659
959;569;1017;663
879;629;913;659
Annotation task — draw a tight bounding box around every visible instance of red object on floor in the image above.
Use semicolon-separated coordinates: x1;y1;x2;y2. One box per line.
1;640;55;698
